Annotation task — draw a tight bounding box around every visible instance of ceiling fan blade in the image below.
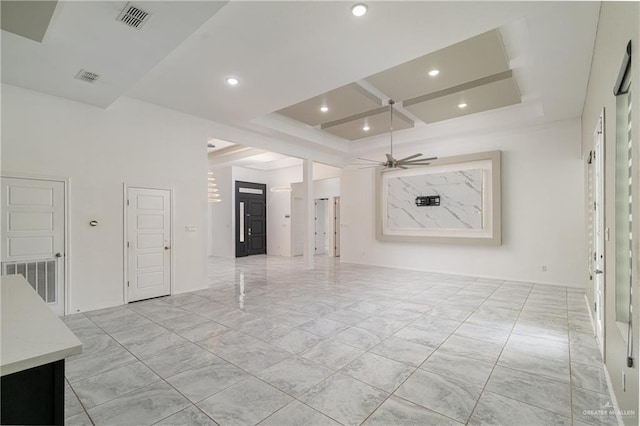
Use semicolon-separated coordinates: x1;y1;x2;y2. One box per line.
397;153;423;162
398;165;408;169
359;165;380;169
356;157;382;163
400;162;431;166
404;156;438;163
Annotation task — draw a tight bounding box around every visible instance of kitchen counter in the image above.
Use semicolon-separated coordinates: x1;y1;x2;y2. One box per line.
1;274;82;425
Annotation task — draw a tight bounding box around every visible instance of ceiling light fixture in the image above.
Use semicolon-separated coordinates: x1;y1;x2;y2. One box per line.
270;187;293;193
356;100;436;169
226;77;239;86
458;103;468;109
351;3;367;16
363;124;370;131
428;69;440;77
320;106;329;113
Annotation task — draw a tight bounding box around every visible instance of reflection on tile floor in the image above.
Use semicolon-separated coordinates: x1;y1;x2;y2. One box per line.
63;256;614;425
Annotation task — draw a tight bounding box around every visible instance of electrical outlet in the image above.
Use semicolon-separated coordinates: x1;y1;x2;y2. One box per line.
542;265;547;272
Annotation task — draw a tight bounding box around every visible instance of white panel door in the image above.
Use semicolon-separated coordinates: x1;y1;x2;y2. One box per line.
334;197;341;257
314;199;329;255
593;115;605;355
1;177;65;315
292;197;304;256
127;187;171;302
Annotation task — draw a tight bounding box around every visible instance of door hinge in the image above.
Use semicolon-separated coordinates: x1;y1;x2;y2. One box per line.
127;199;130;206
594;302;597;312
127;241;130;248
127;281;130;287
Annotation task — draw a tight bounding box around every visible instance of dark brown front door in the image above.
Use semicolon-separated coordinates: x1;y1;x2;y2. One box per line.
235;181;267;257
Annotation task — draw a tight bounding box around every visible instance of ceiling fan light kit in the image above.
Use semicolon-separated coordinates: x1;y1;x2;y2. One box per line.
358;99;437;169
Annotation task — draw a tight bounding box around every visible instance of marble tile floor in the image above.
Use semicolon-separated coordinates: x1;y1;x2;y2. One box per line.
62;255;616;425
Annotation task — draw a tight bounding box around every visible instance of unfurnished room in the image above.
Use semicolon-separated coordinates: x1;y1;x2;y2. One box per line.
0;1;639;425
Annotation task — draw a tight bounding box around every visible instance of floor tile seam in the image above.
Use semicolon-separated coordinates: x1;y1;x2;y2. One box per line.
482;378;573;418
77;376;166;411
64;377;96;425
147;310;212;331
75;321;224;423
72;322;215;415
492;362;573;387
368;342;435;368
446;330;509;347
570;382;613;397
150;405;220;426
66;356;139;386
311;363;399;426
256;398;345;426
336;350;419;394
80;379;193;423
570;358;607;369
463;282;535;424
375;392;464;426
189;373;292;407
191;338;296;381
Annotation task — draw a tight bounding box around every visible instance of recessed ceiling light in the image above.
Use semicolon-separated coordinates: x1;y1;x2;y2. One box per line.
226;77;239;86
363;125;370;131
428;69;440;77
458;103;468;109
320;106;329;113
351;4;367;17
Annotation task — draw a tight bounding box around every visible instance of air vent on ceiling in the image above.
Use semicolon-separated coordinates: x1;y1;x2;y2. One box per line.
117;3;151;29
75;69;100;83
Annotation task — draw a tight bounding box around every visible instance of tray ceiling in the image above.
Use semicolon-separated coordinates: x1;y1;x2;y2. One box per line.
276;28;521;141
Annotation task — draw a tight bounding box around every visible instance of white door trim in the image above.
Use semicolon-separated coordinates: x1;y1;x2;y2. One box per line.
123;183;174;304
1;172;70;315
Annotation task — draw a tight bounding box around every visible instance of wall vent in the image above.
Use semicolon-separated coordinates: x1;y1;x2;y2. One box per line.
75;69;100;83
117;3;151;29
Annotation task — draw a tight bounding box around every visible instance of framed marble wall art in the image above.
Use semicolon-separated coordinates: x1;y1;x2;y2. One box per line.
376;150;501;245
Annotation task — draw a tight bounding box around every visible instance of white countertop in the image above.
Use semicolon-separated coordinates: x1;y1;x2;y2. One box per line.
1;275;82;376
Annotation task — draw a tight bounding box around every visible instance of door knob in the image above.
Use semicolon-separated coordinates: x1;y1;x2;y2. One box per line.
165;246;171;250
594;269;603;274
55;252;62;258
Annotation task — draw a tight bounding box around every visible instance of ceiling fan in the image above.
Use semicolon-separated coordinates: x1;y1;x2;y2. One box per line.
357;99;436;169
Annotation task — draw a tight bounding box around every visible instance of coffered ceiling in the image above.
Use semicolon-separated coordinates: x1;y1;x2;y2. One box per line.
276;29;521;141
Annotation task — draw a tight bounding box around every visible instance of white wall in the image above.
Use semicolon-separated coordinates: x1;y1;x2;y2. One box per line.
314;177;340;199
341;118;585;287
267;166;302;256
314;163;342;180
209;166;234;258
1;84;209;313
